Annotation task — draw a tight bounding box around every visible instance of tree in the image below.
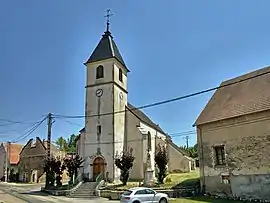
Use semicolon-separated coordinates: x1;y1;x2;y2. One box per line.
114;148;135;185
54;158;66;187
44;156;67;188
63;155;84;185
188;144;198;158
67;134;78;153
8;168;17;182
44;157;57;188
55;137;68;152
73;155;84;179
155;145;168;184
179;144;198;159
55;134;78;153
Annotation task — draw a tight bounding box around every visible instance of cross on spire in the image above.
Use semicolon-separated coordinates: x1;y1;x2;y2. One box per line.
104;9;113;32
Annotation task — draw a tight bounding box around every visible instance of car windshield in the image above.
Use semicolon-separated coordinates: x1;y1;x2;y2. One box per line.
123;190;132;196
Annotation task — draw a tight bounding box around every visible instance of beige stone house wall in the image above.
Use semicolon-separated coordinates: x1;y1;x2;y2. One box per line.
197;110;270;199
0;144;6;179
19;138;69;183
167;142;195;173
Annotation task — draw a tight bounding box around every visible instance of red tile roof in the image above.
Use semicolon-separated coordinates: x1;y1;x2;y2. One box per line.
4;143;23;165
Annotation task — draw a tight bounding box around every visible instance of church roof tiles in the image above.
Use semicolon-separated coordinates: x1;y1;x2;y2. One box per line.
194;66;270;126
127;103;166;134
85;31;128;71
2;143;23;165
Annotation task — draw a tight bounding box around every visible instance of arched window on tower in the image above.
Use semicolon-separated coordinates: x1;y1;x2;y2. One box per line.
119;68;123;82
147;131;152;151
96;65;104;79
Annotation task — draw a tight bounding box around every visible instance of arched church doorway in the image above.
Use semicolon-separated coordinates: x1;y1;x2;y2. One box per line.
92;157;105;180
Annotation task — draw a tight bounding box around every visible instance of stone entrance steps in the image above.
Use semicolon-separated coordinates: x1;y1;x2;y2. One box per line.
68;182;97;198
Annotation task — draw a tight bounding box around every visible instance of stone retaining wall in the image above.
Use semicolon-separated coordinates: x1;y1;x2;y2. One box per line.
41;187;69;196
41;182;83;197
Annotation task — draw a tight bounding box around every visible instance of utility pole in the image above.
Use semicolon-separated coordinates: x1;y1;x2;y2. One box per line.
4;142;10;182
45;113;53;188
184;135;190;148
47;113;53;158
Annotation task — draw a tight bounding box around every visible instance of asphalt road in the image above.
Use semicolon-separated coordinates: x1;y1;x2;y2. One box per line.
0;182;118;203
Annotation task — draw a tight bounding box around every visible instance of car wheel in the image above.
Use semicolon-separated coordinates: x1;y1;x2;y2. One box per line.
133;201;140;203
159;198;167;203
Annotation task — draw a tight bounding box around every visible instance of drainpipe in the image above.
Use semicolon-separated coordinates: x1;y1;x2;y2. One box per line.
198;127;205;193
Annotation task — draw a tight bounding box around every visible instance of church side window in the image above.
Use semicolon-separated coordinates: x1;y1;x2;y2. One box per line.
96;65;104;79
119;68;123;82
97;125;101;134
147;132;152;151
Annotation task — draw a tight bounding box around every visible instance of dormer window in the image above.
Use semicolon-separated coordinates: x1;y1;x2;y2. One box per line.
119;68;123;82
96;65;104;79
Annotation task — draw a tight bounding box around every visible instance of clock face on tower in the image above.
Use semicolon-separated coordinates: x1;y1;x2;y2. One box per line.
96;89;103;97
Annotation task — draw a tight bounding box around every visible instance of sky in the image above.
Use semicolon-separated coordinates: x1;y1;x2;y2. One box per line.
1;0;270;147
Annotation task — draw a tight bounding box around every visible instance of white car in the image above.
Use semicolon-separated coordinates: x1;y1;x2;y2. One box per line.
120;187;169;203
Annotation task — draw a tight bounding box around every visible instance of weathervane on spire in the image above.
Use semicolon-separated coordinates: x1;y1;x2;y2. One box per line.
104;9;113;32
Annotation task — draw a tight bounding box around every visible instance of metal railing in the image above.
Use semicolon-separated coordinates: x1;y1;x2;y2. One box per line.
95;173;103;184
94;172;104;197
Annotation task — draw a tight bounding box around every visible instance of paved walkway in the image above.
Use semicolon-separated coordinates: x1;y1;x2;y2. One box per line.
0;182;118;203
0;189;27;203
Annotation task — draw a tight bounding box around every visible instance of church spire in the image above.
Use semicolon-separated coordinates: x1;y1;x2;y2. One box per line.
84;10;129;72
104;9;113;33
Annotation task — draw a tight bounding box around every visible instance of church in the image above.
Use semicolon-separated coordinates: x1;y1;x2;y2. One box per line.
76;19;195;183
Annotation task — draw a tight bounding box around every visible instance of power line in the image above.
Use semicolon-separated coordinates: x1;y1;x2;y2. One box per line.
169;130;196;136
168;131;196;137
57;117;197;136
81;132;196;146
54;115;196;137
12;116;48;143
0;125;42;138
57;118;84;128
0;121;40;127
55;112;197;141
49;128;196;150
0;123;18;127
52;69;270;119
48;125;196;145
0;118;41;125
13;120;45;143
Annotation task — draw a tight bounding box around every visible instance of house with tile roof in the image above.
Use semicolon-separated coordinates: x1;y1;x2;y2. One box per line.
18;137;68;183
194;66;270;200
0;142;23;181
75;23;195;183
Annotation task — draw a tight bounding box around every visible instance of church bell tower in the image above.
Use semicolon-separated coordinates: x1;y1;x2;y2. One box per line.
83;10;130;182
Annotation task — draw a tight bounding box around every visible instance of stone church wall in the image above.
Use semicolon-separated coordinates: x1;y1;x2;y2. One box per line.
125;110;143;180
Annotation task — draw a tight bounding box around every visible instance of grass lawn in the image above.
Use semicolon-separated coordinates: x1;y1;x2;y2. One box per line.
105;170;200;190
170;197;243;203
162;170;199;189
